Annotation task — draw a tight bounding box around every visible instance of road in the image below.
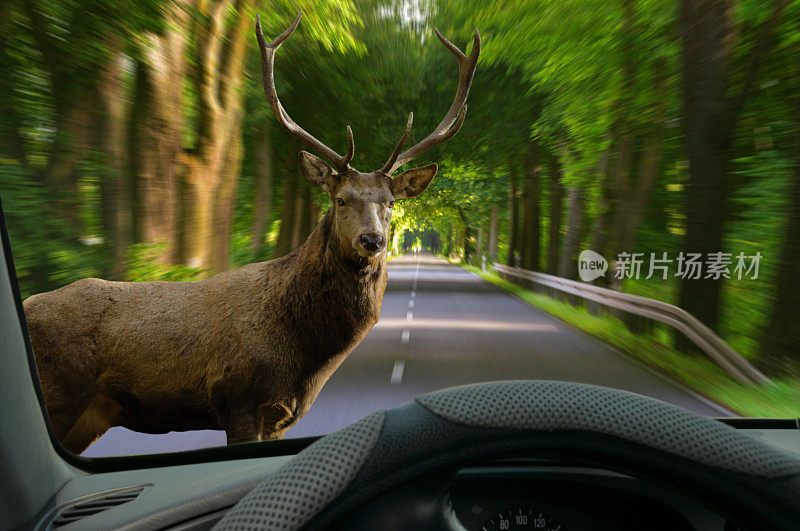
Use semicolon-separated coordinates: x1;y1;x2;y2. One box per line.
82;254;729;457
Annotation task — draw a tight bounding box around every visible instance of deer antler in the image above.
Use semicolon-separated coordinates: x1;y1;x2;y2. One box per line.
381;28;481;175
255;12;355;172
379;112;414;174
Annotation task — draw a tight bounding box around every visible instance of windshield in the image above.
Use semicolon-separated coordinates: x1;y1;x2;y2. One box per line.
1;0;799;459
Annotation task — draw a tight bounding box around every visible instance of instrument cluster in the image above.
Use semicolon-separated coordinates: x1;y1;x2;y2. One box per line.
449;464;738;531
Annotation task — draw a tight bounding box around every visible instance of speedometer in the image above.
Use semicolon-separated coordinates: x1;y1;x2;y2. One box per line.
481;507;565;530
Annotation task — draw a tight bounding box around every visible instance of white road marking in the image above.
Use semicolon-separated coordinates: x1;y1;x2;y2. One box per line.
400;257;421;345
377;318;559;332
390;360;405;384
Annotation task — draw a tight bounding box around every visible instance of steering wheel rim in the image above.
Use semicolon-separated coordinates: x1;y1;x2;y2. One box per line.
214;381;800;530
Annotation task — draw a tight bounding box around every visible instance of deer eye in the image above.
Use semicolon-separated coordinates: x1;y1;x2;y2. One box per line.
336;198;345;206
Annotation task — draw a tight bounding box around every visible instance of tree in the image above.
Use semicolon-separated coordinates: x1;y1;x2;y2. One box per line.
250;122;274;256
96;41;131;279
545;151;563;274
506;166;519;265
273;138;299;258
678;0;790;333
129;4;187;264
760;133;800;374
520;140;541;270
558;186;585;279
487;205;499;262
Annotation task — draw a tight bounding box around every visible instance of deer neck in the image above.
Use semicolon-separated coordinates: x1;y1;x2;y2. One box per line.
285;209;387;364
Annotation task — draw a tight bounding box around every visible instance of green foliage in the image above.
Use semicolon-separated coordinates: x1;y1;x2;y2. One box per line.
0;163;102;298
125;243;206;282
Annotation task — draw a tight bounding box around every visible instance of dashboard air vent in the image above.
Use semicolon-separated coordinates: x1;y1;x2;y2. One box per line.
50;484;148;528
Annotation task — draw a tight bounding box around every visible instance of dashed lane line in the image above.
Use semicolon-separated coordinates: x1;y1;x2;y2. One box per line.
390;360;405;385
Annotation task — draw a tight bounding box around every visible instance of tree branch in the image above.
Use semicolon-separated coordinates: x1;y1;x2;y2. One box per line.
198;0;227;121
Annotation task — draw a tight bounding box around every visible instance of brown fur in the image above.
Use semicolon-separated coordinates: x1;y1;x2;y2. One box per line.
24;156;436;453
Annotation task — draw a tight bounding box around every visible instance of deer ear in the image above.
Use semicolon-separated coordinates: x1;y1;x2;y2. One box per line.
391;163;438;199
299;151;338;191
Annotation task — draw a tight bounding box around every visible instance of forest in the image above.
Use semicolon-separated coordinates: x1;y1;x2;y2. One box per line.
1;0;799;380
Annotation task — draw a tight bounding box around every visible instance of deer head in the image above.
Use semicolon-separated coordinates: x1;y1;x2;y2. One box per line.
256;13;480;260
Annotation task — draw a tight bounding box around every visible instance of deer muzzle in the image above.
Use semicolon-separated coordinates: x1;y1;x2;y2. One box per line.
359;233;384;253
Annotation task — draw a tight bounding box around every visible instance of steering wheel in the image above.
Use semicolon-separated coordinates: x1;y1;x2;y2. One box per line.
213;381;800;530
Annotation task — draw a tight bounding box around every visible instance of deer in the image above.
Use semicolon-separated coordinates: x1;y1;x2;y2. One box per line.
23;12;480;454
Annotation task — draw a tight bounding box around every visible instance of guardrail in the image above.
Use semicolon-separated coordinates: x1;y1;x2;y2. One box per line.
493;263;771;386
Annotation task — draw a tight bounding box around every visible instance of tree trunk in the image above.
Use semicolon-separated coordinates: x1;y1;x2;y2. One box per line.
274;138;300;257
591;0;635;265
464;226;475;264
615;61;668;256
759;96;800;375
616;137;661;255
506;167;519;266
606;133;635;256
590;133;632;268
558;186;585;279
209;111;244;273
96;44;131;280
546;153;563;275
446;226;454;257
250;123;274;256
476;228;484;264
521;141;541;270
181;0;252;273
601;0;637;265
677;0;732;334
45;94;95;234
129;15;186;264
488;205;499;263
291;181;309;250
458;207;474;264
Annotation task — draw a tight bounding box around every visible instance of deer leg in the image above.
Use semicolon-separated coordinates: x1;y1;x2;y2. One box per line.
225;412;260;445
209;366;262;445
60;396;120;454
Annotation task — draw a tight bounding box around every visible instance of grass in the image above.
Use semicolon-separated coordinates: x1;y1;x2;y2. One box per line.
462;264;800;418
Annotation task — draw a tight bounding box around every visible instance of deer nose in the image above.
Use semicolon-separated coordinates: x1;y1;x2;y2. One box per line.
359;233;384;252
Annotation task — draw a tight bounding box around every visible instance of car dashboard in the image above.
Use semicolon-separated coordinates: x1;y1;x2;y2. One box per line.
450;463;730;530
25;422;800;530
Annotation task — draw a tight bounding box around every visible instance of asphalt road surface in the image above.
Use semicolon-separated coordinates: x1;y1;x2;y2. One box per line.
82;254;730;457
